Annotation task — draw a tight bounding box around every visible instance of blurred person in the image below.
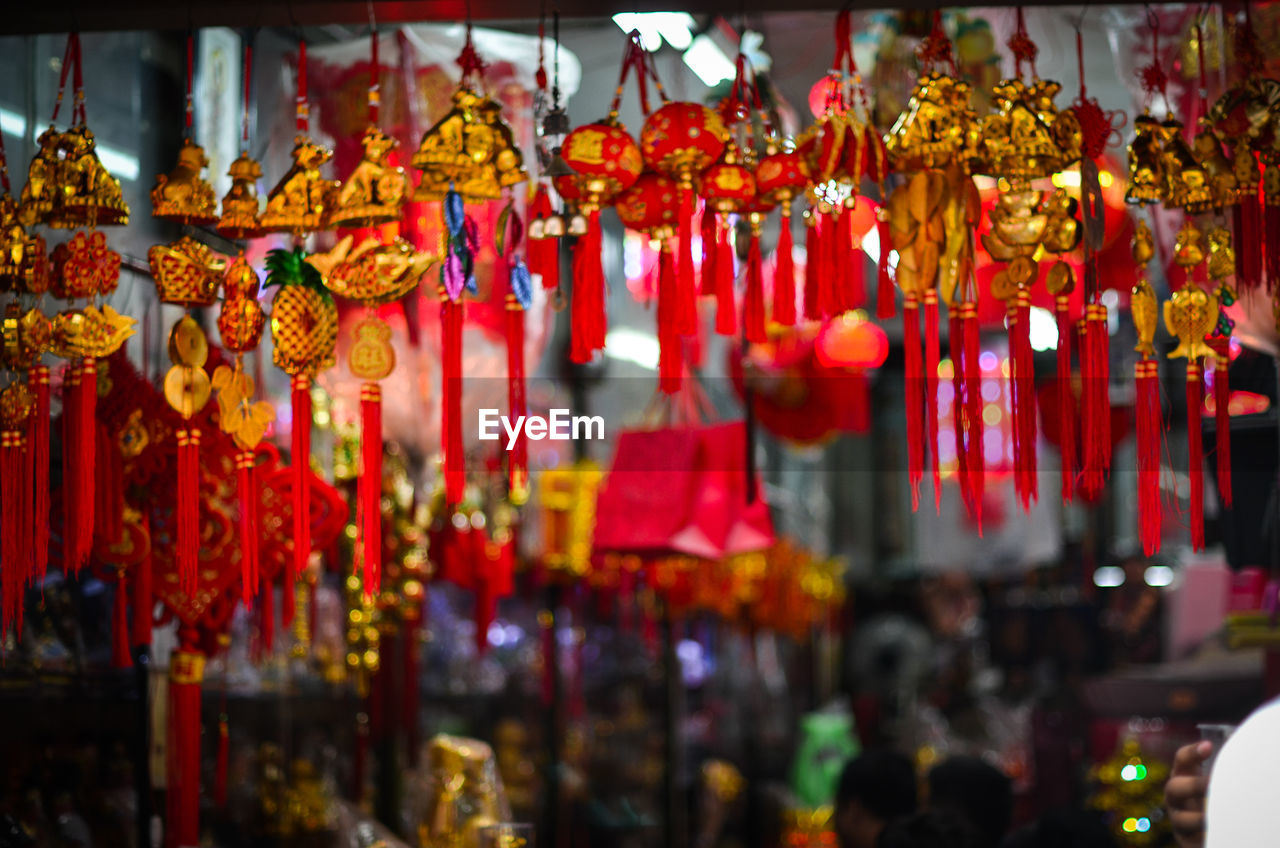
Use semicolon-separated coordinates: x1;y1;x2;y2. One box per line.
877;810;975;848
926;756;1012;848
834;750;918;848
1165;740;1211;848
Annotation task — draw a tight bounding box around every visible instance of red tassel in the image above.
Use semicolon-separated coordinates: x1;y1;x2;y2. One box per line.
903;293;924;511
360;383;383;594
75;359;96;566
529;187;560;290
2;427;29;638
657;245;683;394
570;208;605;363
773;209;797;326
236;449;257;605
1213;352;1233;508
803;212;822;321
842;207;865;311
744;230;767;344
61;363;76;568
505;297;529;497
1055;295;1077;502
676;184;697;335
111;573;131;668
1009;293;1037;510
818;211;839;318
701;204;718;294
1136;359;1162;555
176;428;200;596
29;366;49;582
441;291;466;505
1079;305;1111;500
923;290;942;512
876;212;895;319
167;640;203;848
713;217;736;336
1234;180;1263;289
1187;360;1205;550
133;515;153;647
961;304;984;534
214;714;229;808
288;376;312;625
949;310;969;509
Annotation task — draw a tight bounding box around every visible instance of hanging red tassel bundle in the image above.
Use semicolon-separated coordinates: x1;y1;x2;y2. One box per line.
1233;161;1263;289
360;383;383;592
569;209;605;363
1186;360;1205;550
1055;295;1077;501
1008;292;1037;510
1135;358;1162;555
657;245;683;393
28;366;49;581
175;427;200;595
773;209;797;326
1078;304;1111;500
903;293;924;511
1;421;29;638
875;211;895;319
62;359;96;574
818;210;840;319
842;207;866;311
506;295;531;489
961;302;984;534
949;310;968;502
236;450;258;605
713;217;736;336
441;289;466;505
701;205;719;294
675;185;698;336
744;227;767;344
923;290;941;512
167;634;204;848
1210;342;1232;508
288;376;311;624
528;186;561;290
803;211;821;321
111;573;131;668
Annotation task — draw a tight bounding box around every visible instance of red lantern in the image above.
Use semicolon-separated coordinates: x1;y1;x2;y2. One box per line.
617;173;684;394
816;314;889;369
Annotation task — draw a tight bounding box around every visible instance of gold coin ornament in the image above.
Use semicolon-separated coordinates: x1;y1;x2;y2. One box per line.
164;315;212;420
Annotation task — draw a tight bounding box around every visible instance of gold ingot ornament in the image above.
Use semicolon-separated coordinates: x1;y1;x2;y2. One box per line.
148;237;225;307
49;305;135;360
151;138;219;226
331;126;407;228
261;136;339;235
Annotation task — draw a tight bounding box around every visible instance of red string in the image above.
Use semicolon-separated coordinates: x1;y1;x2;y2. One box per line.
185;33;194;131
295;40;309;133
833;9;853;75
744;232;767;344
657;246;683;393
360;383;383;594
773;212;797;327
369;28;381;125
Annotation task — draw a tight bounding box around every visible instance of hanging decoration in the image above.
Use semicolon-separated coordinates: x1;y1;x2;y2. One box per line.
528;9;569;294
218;37;265;240
213;255;272;604
558;30;649;363
1131;220;1161;556
151;34;218;227
973;7;1082;511
616;173;681;391
504;224;534;502
266;246;338;616
755;146;808;330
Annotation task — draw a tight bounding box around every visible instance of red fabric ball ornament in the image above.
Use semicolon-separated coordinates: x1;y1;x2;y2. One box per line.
755;150;809;206
560;121;643;203
701;157;757;213
816;315;888;369
615;172;681;235
640;102;728;181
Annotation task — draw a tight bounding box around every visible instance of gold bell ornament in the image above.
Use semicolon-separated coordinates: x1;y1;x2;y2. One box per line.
212;255;273;605
217;40;265;240
262;41;339;236
148;237;225;592
267;246;338;617
151;36;218;227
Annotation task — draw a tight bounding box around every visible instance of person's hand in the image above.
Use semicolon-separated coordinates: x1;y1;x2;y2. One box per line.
1165;741;1213;848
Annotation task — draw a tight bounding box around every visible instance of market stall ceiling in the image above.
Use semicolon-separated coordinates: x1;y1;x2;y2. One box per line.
9;0;1152;34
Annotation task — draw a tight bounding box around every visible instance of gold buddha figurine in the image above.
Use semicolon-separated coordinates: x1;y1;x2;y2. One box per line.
331;126;408;228
152;137;219;226
261;135;339;235
217;152;265;240
52;124;129;227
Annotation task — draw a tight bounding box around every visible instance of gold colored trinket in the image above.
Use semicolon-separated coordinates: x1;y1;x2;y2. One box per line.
1208;227;1236;281
1132;279;1159;358
0;194;48;295
1;304;52;370
308;235;435;305
885;71;978;171
49;305;135;359
164;315;212;420
261;136;339;235
151;138;218;226
347;315;396;382
412;88;527;202
217;254;266;353
1160;119;1212;212
981;187;1080;298
148;236;225;307
51;230;121;300
266;247;338;378
331;126;408;228
1164;286;1218;360
1173;220;1205;268
212;365;273;449
1126;115;1165;206
20;125;130;228
977;78;1082;181
217;153;265;239
0;382;35;431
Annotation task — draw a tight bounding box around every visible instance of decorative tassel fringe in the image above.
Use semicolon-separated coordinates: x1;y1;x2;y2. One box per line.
2;428;29;638
167;643;204;848
288;376;312;625
505;298;530;497
903;294;924;511
1079;305;1111;500
841;207;865;311
176;428;200;596
1187;360;1205;551
961;304;984;534
701;205;718;294
876;213;895;319
133;515;153;648
773;209;797;326
236;449;258;606
803;212;821;321
1136;359;1162;555
441;292;465;505
657;245;683;394
923;290;941;512
714;217;736;336
111;573;131;668
1009;293;1037;510
676;187;697;336
63;359;96;574
360;383;383;594
1055;296;1077;502
744;231;767;344
29;366;49;581
1234;188;1263;290
529;187;560;290
1214;353;1233;508
569;209;605;363
818;210;839;319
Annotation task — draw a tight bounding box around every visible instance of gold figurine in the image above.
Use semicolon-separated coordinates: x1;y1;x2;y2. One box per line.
152;138;219;226
261;136;339;236
331;126;408;228
217;152;266;239
413;88;527;202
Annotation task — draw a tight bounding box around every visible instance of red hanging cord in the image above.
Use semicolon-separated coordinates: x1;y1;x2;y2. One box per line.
744;229;767;344
714;216;736;336
657;244;683;393
923;289;942;512
903;293;924;511
360;383;383;593
1187;359;1206;550
1136;358;1162;554
28;366;49;582
570;209;606;362
237;449;258;606
773;209;797;326
288;376;312;625
1056;295;1077;501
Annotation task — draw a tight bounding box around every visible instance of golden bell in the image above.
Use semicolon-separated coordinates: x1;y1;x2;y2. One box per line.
218;254;266;354
331;126;408;228
23;125;130;228
1161;119;1212;213
0;194;48;295
1126;115;1165;206
412;87;527;203
151;137;219;226
217;152;265;239
148;236;225;307
261;135;339;235
886;71;977;172
309;234;435;305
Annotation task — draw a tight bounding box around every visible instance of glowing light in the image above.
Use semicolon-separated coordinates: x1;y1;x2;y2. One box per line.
1123;818;1138;834
938;382;954;406
1136;818;1151;833
1099;170;1115;188
1051;170;1082;188
817;315;888;369
981;380;1002;402
604;328;659;370
938;358;954;380
1028;306;1059;352
1145;565;1174;587
1094;566;1125;588
982;404;1003;426
1001;359;1011;378
979;351;999;372
612;13;696;51
683;34;736;86
1121;764;1138;781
